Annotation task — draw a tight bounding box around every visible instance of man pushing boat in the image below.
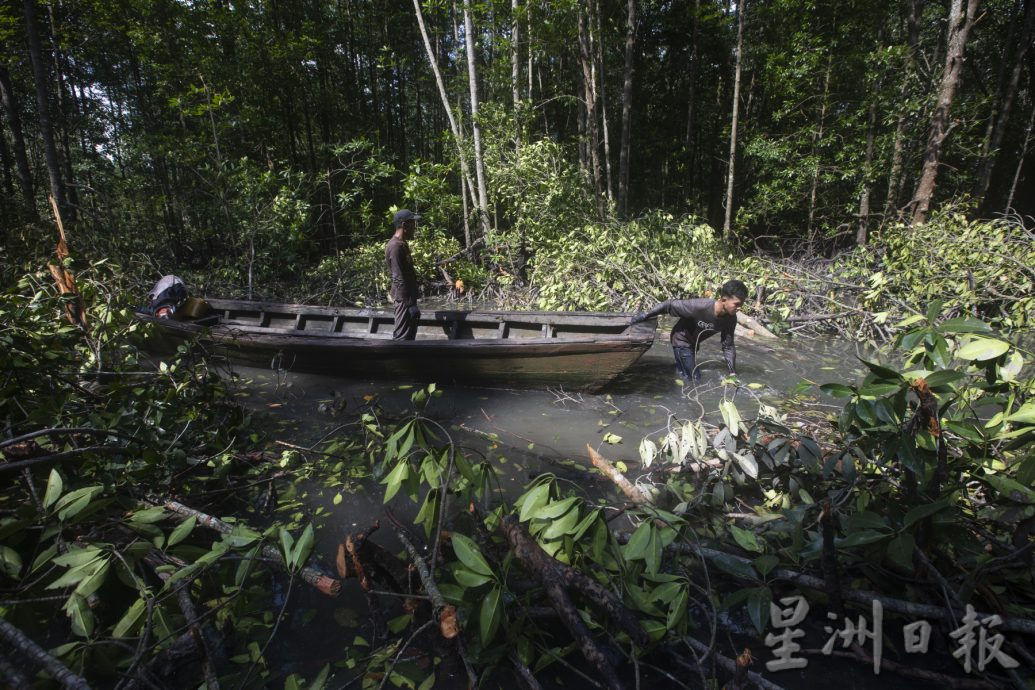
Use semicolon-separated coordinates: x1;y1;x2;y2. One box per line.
630;279;749;383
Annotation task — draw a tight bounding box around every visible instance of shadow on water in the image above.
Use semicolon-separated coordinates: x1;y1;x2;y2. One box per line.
225;333;960;690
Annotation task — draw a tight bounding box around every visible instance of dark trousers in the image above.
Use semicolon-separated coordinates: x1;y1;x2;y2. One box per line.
672;346;701;382
393;300;420;340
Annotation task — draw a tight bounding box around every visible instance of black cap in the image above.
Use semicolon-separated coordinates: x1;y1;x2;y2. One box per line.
393;209;422;228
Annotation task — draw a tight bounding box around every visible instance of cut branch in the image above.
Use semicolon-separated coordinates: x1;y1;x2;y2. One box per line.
0;618;91;690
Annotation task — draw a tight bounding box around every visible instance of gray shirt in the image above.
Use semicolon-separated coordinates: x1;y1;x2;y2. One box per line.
645;298;737;373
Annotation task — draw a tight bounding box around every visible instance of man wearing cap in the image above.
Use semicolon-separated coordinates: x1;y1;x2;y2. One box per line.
385;209;422;340
630;279;748;382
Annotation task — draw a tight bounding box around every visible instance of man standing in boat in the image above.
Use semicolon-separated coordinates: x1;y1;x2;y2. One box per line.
385;209;422;340
630;279;748;382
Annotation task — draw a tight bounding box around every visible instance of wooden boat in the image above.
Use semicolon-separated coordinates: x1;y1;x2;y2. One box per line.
136;298;657;392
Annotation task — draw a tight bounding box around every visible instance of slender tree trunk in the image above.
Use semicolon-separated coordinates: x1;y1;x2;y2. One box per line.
412;0;484;242
910;0;981;225
1006;95;1035;211
807;50;834;251
857;18;887;246
463;0;492;237
975;0;1035;207
47;4;76;221
618;0;636;217
23;0;67;222
577;6;604;216
0;63;37;217
684;0;701;199
511;0;520;109
884;0;923;222
593;0;614;206
722;0;746;240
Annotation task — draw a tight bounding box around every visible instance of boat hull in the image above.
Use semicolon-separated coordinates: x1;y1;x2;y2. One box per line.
137;299;656;392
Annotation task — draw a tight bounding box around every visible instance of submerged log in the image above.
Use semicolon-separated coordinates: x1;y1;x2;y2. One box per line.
736;312;777;338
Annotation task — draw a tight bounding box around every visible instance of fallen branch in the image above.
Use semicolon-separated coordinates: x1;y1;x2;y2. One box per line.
386;518;459;640
616;533;1035;636
681;637;785;690
147;497;341;597
785;312;852;323
587;444;651;505
0;617;91;690
501;515;648;690
144;553;221;690
737;313;777;338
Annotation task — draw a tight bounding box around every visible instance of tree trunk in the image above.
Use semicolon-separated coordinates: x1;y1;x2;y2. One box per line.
910;0;981;225
577;6;604;216
857;18;887;246
975;0;1035;208
722;0;746;240
618;0;636;217
593;0;614;206
807;49;834;251
412;0;484;243
463;0;492;238
511;0;520;110
47;4;76;221
1006;95;1035;212
23;0;67;222
684;0;701;200
884;0;923;222
0;63;37;217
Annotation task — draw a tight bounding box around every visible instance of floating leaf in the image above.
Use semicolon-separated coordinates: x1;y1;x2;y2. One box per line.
602;432;622;445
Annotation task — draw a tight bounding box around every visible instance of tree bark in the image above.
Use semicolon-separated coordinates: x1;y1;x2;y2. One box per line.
463;0;493;238
593;0;614;206
807;49;834;251
23;0;67;222
857;18;887;246
722;0;746;240
577;6;604;216
884;0;923;222
910;0;981;225
975;0;1035;208
1006;95;1035;211
684;0;701;201
412;0;484;244
0;63;37;217
618;0;636;217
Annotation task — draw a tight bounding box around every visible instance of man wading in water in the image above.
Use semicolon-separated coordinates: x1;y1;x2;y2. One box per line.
631;279;749;382
385;209;422;340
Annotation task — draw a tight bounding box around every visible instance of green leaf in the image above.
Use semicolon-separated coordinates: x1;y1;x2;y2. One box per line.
128;507;167;524
531;496;579;521
479;585;502;644
820;383;855;399
1005;402;1035;425
74;561;109;599
290;524;315;569
113;598;147;638
55;486;103;522
624;522;652;561
602;432;622;445
52;547;103;568
517;483;551;522
453;568;493;588
836;530;889;549
747;587;772;634
708;552;756;580
921;369;965;387
937;317;993;334
43;469;63;510
450;533;493;577
541;507;580;540
0;546;23;580
956;338;1010;361
856;358;903;381
381;460;410;503
224;525;262;548
983;474;1035;504
66;594;94;637
730;525;763;553
903;499;953;527
886;533;915;573
167;516;197;547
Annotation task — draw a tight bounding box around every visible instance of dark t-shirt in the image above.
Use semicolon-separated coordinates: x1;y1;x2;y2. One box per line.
646;298;737;372
385;237;417;302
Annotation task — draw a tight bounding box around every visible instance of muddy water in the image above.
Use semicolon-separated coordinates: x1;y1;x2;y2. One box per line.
226;330;950;689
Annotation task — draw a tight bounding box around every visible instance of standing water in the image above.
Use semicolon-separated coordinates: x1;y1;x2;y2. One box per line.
221;331;951;690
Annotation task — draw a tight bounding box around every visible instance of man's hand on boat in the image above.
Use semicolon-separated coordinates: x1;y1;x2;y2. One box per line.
407;304;421;320
630;312;649;324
